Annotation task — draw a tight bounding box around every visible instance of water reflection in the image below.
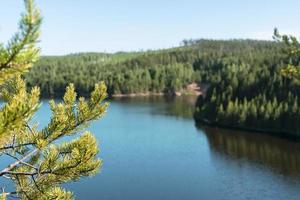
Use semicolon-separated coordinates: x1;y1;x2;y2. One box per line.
201;126;300;177
112;95;197;119
163;95;197;119
113;96;300;178
2;96;300;199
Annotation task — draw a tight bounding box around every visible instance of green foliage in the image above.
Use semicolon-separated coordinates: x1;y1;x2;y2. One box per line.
25;51;197;97
274;28;300;80
0;0;41;85
24;39;287;98
194;30;300;137
0;1;108;199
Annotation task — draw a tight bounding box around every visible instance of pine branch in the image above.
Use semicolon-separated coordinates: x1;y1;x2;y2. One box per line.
0;143;35;151
0;149;38;177
0;1;108;199
15;175;32;200
4;153;38;171
0;25;33;70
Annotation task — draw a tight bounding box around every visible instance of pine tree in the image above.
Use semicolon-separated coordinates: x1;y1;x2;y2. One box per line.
0;1;108;199
274;28;300;79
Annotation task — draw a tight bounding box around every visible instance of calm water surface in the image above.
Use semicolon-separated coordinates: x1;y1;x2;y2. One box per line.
3;96;300;200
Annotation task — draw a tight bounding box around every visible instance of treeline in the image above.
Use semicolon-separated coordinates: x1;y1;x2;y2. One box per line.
193;39;300;137
26;39;281;98
26;38;300;136
26;49;198;97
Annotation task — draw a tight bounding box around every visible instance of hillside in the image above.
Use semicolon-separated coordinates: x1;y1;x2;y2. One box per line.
192;40;300;138
25;39;300;137
25;39;282;97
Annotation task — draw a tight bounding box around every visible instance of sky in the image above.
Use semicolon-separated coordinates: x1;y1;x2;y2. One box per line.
0;0;300;55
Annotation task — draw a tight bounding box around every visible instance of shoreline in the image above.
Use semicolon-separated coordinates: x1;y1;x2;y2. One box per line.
111;82;202;98
111;91;201;98
39;82;203;99
195;119;300;141
39;91;201;99
111;92;165;98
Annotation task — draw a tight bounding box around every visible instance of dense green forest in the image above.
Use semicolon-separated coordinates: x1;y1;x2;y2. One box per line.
193;38;300;138
26;48;198;97
26;39;281;97
25;38;300;137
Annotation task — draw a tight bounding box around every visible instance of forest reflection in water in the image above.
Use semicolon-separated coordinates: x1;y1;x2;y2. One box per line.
112;95;198;119
113;96;300;178
202;126;300;177
113;95;300;178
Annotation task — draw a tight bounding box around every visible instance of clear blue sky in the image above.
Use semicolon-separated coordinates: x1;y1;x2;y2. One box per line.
1;0;300;55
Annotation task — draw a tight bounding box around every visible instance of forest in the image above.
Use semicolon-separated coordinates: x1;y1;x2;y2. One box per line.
25;39;279;97
26;48;197;97
25;39;300;137
193;37;300;138
3;0;300;199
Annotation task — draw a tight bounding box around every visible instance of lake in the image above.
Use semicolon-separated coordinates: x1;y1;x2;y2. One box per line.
2;96;300;199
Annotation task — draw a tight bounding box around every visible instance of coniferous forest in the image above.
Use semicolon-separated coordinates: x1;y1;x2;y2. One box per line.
25;39;300;137
3;0;300;199
193;38;300;138
25;39;280;97
26;48;197;97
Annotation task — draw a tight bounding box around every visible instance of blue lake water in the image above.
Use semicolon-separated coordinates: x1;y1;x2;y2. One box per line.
2;96;300;199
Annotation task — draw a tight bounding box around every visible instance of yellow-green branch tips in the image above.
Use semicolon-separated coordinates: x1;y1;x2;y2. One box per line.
0;1;109;199
0;0;42;85
274;28;300;80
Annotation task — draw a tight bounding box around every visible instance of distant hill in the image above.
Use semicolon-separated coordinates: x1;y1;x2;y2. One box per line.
26;39;282;98
28;38;300;137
